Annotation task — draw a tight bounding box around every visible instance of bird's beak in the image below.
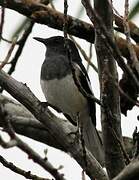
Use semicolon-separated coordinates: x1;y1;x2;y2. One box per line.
33;37;46;44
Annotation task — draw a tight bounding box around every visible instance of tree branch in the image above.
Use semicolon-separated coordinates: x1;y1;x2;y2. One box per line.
0;155;50;180
0;0;139;54
1;0;95;42
0;7;5;41
8;20;35;75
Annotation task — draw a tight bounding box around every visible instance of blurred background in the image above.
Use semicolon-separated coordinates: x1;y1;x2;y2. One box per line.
0;0;139;179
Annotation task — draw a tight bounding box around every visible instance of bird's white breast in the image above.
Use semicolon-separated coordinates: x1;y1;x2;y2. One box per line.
40;74;88;121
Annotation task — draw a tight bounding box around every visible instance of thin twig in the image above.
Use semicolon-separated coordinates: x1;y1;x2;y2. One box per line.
8;20;34;75
69;35;98;73
123;0;139;76
87;43;92;72
0;155;49;180
50;1;55;9
113;7;122;18
63;0;68;40
1;36;13;43
0;37;17;70
0;7;5;41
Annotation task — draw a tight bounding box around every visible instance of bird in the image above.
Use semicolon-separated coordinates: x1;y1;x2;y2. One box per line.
34;36;104;165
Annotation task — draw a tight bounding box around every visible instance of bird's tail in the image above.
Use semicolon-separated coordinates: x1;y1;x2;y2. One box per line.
81;115;104;166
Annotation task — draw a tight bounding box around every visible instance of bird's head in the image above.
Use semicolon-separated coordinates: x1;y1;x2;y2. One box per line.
33;36;81;62
33;36;77;49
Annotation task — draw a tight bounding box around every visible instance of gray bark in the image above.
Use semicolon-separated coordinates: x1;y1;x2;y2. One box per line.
94;0;125;177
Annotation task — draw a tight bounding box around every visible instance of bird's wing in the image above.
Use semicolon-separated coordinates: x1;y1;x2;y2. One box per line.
72;61;103;146
72;61;96;126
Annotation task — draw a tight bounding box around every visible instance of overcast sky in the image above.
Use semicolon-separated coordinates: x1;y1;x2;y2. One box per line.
0;0;138;179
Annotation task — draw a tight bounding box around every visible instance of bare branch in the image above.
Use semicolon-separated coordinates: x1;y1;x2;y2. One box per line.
1;36;13;43
0;0;95;42
113;160;139;180
1;0;139;63
8;20;35;75
86;43;93;72
0;37;17;70
0;7;5;40
0;155;50;180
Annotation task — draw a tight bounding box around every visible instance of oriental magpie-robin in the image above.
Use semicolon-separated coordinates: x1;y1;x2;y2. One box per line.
34;36;104;165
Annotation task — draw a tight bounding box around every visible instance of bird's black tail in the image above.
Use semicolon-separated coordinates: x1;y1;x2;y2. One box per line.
81;115;105;166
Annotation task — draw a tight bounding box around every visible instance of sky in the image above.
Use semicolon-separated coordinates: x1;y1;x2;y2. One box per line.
0;0;139;179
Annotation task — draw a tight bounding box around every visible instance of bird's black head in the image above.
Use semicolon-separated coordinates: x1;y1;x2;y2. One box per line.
33;36;77;50
34;36;63;46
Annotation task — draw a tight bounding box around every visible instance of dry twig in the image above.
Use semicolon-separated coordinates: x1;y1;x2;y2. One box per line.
0;7;5;40
0;155;49;180
0;37;17;70
0;105;65;180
